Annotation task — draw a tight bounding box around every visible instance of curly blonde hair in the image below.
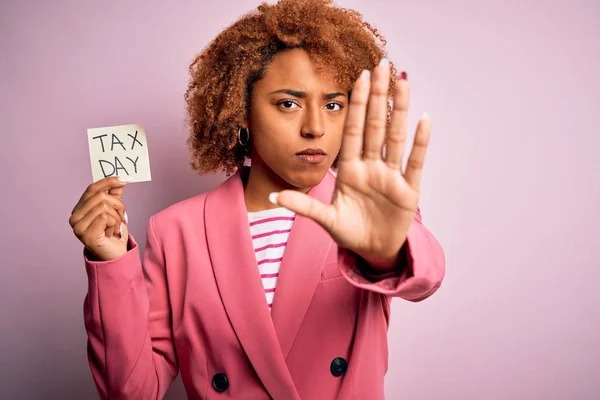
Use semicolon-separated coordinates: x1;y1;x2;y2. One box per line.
184;0;396;175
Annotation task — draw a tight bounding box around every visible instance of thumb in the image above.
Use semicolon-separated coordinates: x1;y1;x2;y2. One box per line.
271;191;335;232
109;184;126;200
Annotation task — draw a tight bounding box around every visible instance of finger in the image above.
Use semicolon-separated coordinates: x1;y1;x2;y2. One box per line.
105;220;126;239
108;184;126;201
385;74;410;170
338;69;371;162
269;191;336;233
404;113;431;191
107;185;127;222
105;223;117;238
74;212;119;246
82;213;119;247
105;226;114;238
80;192;125;223
70;191;126;227
73;176;130;213
72;201;122;239
363;58;391;161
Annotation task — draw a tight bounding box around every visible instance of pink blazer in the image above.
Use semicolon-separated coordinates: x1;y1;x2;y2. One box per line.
83;170;445;399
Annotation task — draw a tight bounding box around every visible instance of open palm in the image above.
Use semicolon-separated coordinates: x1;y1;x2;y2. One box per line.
276;59;431;268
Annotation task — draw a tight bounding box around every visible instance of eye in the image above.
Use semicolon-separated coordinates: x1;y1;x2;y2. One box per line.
278;100;299;109
325;102;343;111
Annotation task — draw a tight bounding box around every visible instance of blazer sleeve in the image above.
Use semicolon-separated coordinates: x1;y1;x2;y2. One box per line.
83;216;178;399
338;208;445;302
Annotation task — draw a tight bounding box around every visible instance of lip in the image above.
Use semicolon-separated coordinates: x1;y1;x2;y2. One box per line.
295;153;327;165
296;148;327;155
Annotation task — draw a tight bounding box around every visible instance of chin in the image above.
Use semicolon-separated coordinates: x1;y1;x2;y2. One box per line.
280;166;330;190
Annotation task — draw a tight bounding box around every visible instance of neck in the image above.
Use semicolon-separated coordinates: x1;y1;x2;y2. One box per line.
243;160;310;212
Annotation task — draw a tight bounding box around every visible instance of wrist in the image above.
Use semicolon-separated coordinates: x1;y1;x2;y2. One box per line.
358;242;409;274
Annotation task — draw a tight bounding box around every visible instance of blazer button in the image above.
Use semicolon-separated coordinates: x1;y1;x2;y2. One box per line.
330;357;348;377
212;373;229;392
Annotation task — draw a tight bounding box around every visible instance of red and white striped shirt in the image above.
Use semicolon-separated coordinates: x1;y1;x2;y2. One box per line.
247;207;296;311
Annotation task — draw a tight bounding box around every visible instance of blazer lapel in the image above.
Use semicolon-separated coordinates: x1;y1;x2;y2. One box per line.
270;171;336;359
204;171;300;400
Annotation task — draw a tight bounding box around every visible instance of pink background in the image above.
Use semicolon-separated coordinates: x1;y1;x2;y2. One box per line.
2;0;599;398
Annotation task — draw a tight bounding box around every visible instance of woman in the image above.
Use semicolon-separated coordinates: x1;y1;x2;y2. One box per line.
70;0;445;398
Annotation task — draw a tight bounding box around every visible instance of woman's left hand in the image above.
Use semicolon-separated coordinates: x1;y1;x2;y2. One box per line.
274;59;431;271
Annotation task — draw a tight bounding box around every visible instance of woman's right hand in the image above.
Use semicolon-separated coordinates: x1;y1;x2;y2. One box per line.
69;176;130;261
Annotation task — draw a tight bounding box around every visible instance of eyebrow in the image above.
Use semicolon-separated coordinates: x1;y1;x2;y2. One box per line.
269;89;347;100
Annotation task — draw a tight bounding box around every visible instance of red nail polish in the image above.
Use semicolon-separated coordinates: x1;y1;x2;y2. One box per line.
399;71;408;80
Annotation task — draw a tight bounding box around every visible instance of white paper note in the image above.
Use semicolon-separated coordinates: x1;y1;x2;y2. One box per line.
87;124;152;183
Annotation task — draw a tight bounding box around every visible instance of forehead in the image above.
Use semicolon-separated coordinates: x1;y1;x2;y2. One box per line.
257;48;344;92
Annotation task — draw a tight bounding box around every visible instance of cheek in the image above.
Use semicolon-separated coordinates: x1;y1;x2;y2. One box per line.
329;117;346;148
249;107;277;146
250;109;299;149
251;121;294;158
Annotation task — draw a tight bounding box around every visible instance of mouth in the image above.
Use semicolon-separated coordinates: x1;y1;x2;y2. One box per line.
296;148;327;156
295;148;327;165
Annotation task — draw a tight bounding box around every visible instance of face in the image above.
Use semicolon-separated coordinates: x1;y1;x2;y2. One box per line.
248;48;349;190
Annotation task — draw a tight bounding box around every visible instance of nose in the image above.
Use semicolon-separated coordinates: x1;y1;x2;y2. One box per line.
300;106;325;138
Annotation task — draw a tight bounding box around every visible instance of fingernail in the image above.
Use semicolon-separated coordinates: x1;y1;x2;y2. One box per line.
422;111;430;120
399;71;408;80
124;211;128;224
268;192;279;205
118;176;133;183
120;223;124;237
360;70;370;80
379;58;389;67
